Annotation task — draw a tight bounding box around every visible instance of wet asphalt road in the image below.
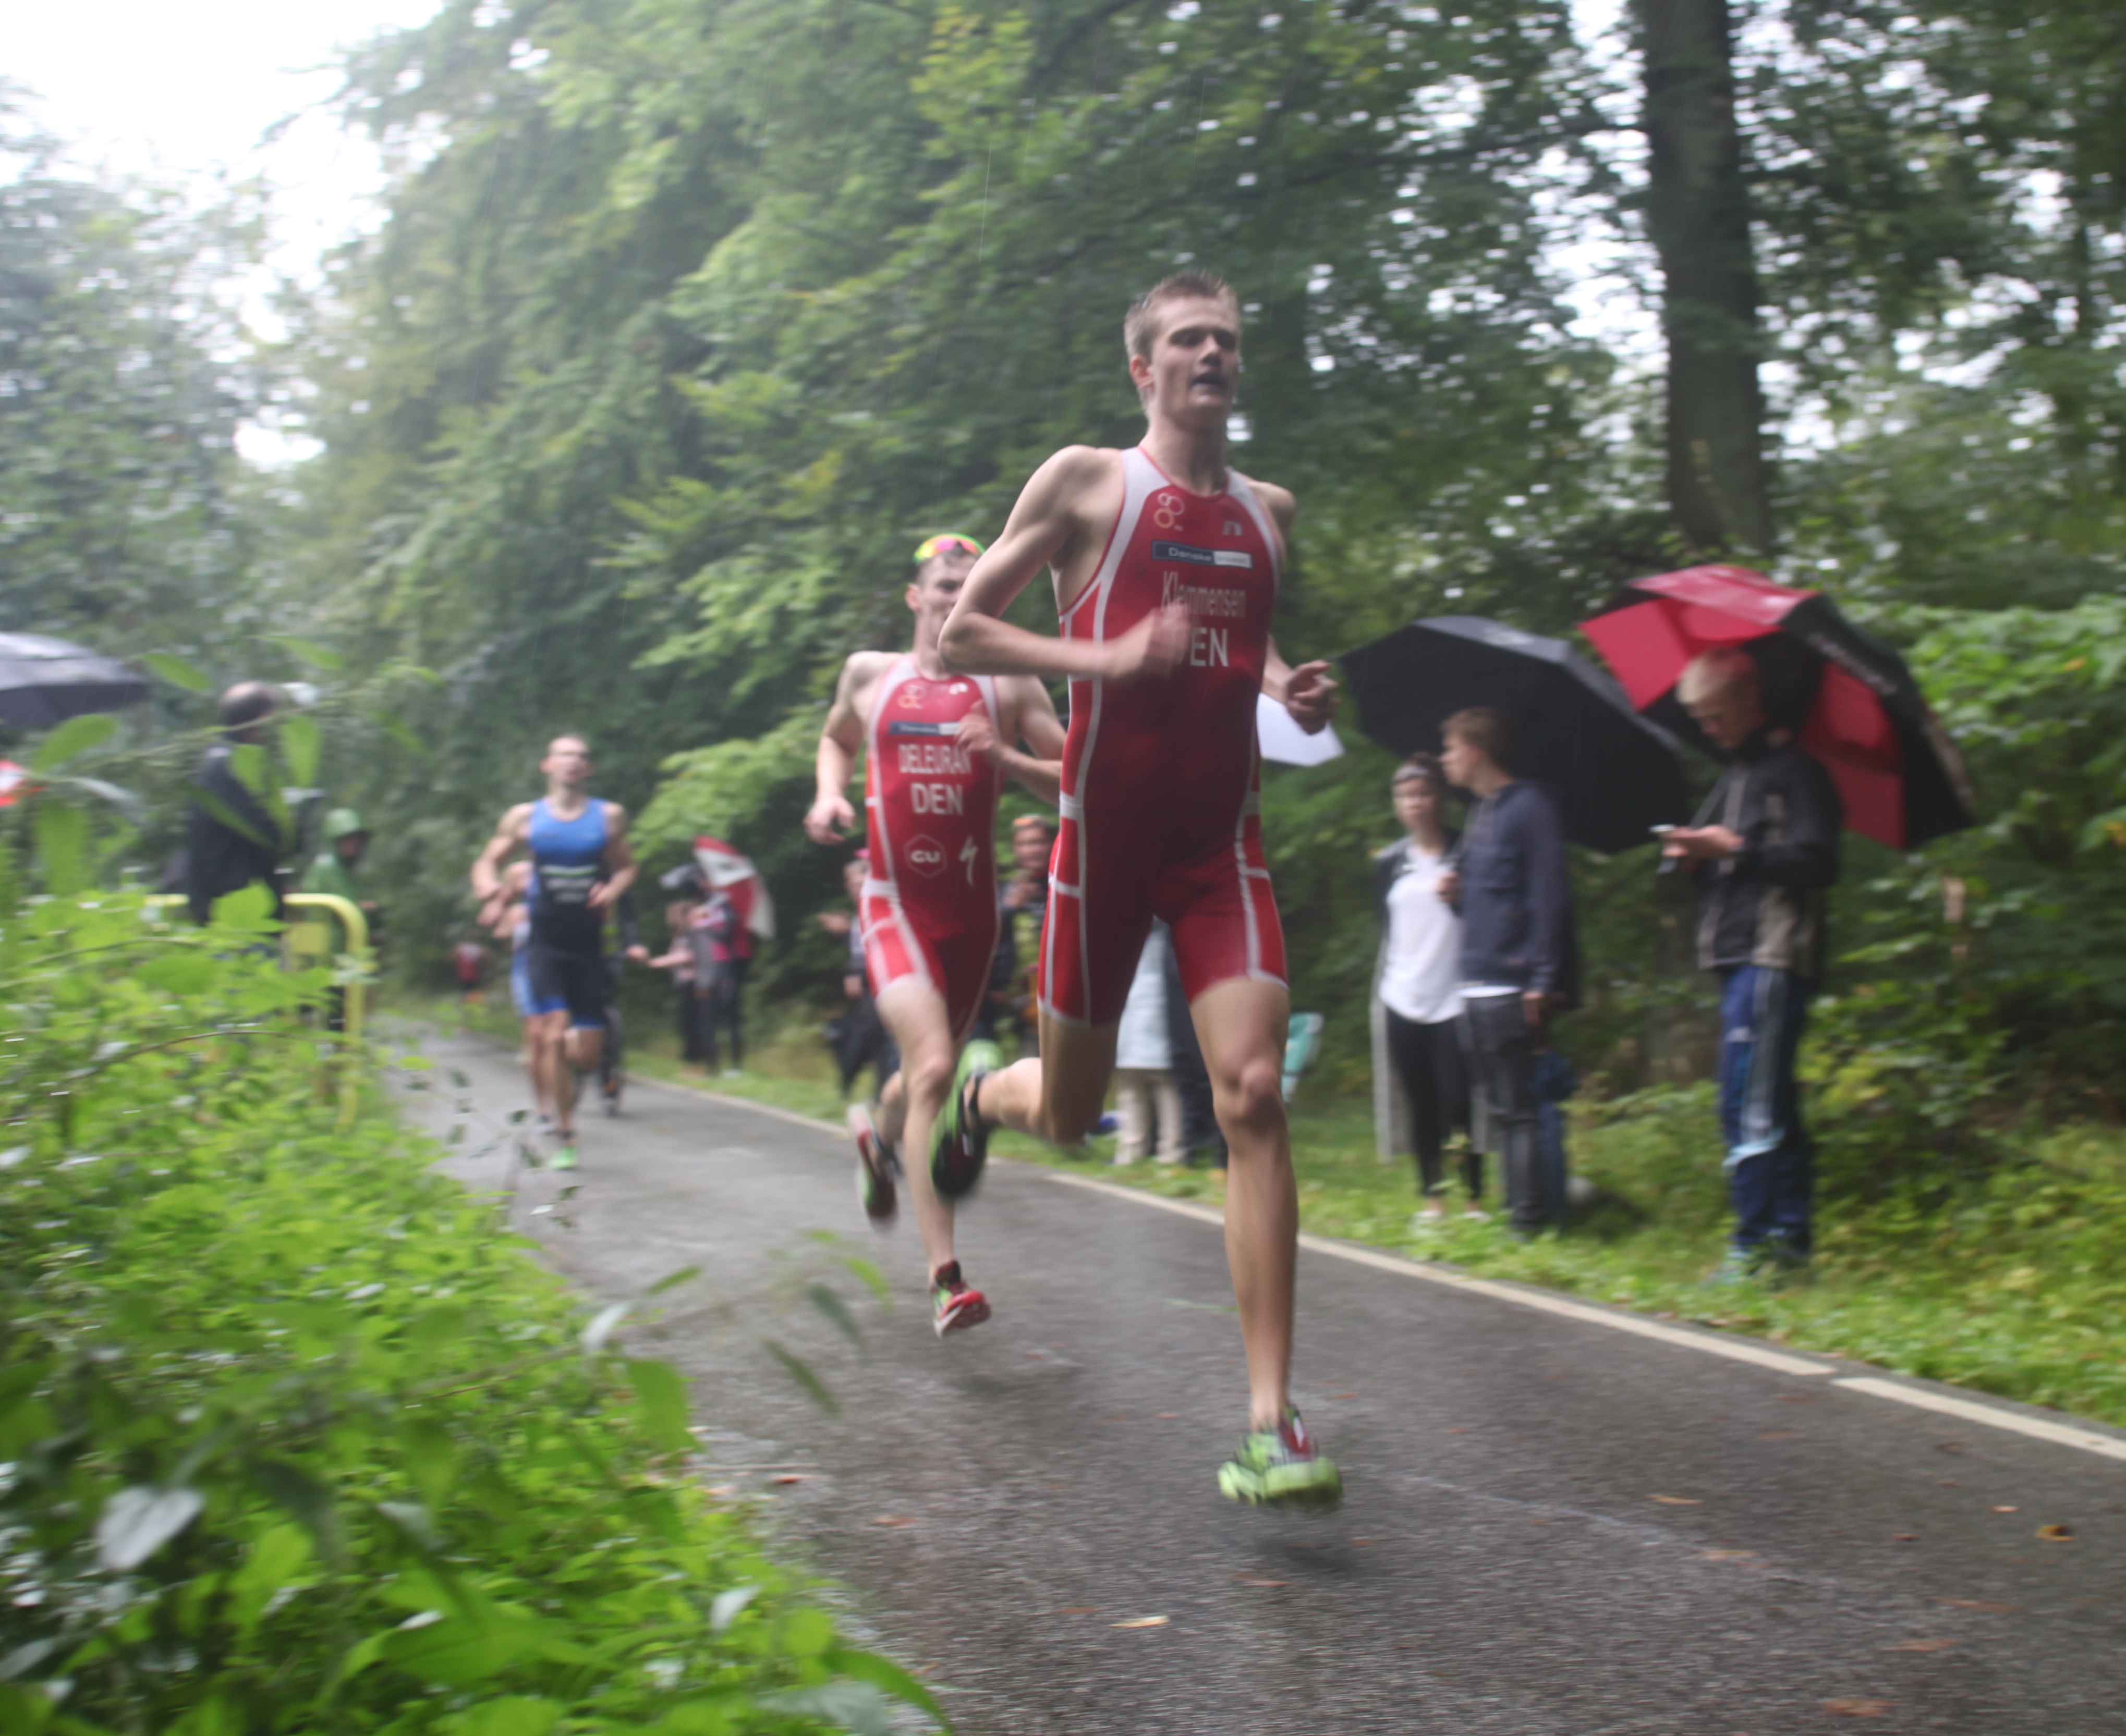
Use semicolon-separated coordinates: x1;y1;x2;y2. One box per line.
407;1032;2126;1735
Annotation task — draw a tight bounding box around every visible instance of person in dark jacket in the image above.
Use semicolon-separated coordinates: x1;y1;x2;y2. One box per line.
1438;707;1576;1237
185;682;290;925
1662;647;1842;1278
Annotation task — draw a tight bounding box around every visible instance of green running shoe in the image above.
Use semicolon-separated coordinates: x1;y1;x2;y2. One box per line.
1218;1410;1342;1510
550;1142;580;1173
929;1040;1002;1201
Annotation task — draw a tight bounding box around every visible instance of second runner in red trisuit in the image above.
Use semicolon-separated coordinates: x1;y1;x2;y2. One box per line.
806;533;1064;1336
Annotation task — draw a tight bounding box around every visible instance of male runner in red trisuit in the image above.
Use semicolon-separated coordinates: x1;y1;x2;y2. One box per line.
935;272;1343;1507
806;533;1065;1336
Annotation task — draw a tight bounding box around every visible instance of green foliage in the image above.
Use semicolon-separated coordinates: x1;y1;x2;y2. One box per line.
0;103;276;677
0;871;939;1733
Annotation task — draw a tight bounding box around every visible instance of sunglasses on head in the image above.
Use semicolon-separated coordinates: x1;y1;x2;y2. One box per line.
913;533;986;564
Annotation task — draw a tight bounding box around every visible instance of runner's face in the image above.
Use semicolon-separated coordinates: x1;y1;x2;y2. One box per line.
906;555;974;645
1133;296;1241;422
542;738;592;789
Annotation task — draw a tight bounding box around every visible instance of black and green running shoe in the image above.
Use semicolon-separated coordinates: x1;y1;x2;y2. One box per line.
1218;1410;1343;1510
929;1040;1002;1201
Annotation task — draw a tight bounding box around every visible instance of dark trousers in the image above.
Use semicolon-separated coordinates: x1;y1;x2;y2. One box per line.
700;967;745;1071
677;982;707;1063
1458;994;1545;1234
1718;966;1814;1253
1383;1007;1473;1197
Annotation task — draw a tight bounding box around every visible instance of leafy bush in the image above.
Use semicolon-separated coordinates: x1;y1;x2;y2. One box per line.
0;872;937;1735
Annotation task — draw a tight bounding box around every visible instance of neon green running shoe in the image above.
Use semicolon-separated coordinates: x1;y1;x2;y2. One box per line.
929;1040;1002;1201
550;1142;580;1173
1218;1410;1343;1510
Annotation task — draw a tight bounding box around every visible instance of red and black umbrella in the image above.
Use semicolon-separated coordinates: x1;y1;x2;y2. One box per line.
1579;565;1975;849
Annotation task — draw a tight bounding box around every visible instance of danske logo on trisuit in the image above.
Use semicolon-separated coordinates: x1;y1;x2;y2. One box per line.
1152;540;1254;570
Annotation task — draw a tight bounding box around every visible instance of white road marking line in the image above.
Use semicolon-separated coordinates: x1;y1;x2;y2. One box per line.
1293;1233;1832;1377
623;1081;2126;1466
1041;1168;1225;1226
1832;1377;2126;1463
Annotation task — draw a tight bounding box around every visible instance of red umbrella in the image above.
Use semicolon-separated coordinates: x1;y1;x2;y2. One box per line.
1580;565;1975;849
692;836;776;942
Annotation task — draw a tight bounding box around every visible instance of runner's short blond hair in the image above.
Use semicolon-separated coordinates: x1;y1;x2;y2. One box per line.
1123;272;1242;363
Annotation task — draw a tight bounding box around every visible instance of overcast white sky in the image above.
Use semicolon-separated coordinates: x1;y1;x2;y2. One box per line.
8;0;445;283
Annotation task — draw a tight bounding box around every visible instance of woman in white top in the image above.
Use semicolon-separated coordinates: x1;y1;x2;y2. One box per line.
1371;754;1474;1217
1112;922;1185;1164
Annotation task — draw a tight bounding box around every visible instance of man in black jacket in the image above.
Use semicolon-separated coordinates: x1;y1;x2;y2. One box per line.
1439;707;1576;1237
185;682;290;925
1662;647;1842;1278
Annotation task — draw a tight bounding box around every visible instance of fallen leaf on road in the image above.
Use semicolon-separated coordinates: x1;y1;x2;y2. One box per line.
1233;1576;1286;1587
1444;1427;1469;1434
1353;1538;1374;1547
2037;1524;2075;1542
704;1485;737;1499
1893;1639;1955;1653
1112;1616;1168;1629
1653;1495;1702;1506
1933;1598;2020;1612
1701;1549;1757;1561
1991;1505;2018;1513
871;1515;916;1527
1157;1412;1180;1420
1892;1533;1918;1542
771;1474;809;1485
1821;1698;1895;1719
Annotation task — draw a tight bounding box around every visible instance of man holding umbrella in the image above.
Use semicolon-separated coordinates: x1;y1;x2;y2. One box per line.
1661;648;1841;1280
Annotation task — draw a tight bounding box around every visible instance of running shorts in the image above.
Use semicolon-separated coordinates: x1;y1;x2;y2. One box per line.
859;882;997;1044
525;942;608;1029
1041;812;1285;1028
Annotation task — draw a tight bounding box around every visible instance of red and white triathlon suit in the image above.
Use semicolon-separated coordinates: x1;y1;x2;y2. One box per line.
860;657;1004;1042
1043;446;1288;1027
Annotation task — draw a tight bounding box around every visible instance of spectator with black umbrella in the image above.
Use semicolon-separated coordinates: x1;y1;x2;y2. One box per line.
1437;706;1577;1239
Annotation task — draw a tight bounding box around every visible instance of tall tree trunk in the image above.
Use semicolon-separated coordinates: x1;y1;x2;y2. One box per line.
1637;0;1772;558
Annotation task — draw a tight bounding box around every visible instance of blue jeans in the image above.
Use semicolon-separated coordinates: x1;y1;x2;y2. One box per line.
1718;966;1814;1253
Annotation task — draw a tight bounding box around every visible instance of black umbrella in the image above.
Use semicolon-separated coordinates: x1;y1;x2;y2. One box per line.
1339;616;1687;853
0;634;150;730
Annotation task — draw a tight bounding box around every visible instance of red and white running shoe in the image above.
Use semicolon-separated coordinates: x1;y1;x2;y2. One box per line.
929;1261;991;1336
848;1103;898;1229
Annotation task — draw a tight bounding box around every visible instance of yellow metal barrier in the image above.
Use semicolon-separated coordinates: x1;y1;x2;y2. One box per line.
143;890;374;1125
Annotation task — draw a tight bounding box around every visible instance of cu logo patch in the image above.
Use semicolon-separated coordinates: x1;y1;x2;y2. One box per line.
897;682;928;707
1152;491;1184;530
906;834;947;877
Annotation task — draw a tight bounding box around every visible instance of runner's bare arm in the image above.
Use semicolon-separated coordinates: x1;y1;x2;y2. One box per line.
939;447;1190;684
590;803;638;909
806;653;890;843
470;803;531;902
960;676;1066;806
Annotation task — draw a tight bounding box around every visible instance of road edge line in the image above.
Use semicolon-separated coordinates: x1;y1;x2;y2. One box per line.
1831;1376;2126;1463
